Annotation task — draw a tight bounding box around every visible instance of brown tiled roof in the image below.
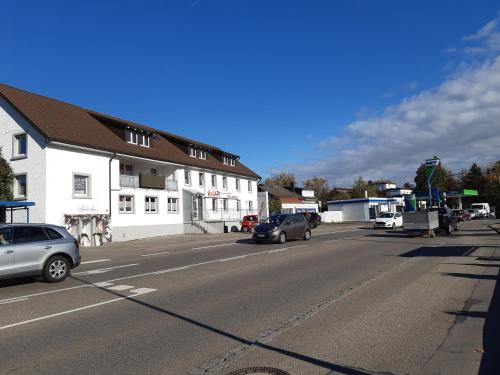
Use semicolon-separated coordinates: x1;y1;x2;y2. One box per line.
0;83;260;179
258;184;302;199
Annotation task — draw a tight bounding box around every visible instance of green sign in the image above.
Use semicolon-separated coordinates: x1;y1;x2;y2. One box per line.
424;156;440;179
446;189;479;198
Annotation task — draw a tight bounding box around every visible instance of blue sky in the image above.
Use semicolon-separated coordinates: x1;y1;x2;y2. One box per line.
3;1;500;185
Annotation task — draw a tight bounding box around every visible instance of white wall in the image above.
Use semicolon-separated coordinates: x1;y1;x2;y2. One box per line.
0;97;47;223
320;211;343;223
328;202;369;221
45;146;111;225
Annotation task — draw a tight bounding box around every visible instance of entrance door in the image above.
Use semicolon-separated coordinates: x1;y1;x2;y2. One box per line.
192;196;203;221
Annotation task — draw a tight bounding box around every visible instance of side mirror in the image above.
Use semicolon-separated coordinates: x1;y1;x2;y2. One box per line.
285;220;291;225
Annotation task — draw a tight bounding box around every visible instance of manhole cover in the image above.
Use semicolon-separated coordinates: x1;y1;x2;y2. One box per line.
226;367;291;375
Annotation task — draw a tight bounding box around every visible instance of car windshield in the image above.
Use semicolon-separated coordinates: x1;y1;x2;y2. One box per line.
377;213;394;218
265;215;289;225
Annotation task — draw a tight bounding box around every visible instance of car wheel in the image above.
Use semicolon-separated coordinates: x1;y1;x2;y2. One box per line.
454;223;459;231
242;226;249;233
445;224;452;235
303;229;311;241
278;232;287;244
43;256;70;283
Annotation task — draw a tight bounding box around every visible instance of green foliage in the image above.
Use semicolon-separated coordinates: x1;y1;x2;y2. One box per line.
268;197;282;214
0;149;14;201
414;163;457;192
303;176;330;201
351;176;377;198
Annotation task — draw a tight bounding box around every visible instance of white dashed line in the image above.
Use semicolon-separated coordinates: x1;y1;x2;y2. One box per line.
80;259;111;265
72;263;139;275
140;251;170;257
107;285;134;291
191;243;237;250
0;298;28;305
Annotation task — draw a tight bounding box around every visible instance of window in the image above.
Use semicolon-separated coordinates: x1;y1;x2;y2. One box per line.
126;130;138;144
222;199;228;211
145;196;158;213
236;200;241;211
222;176;228;190
168;198;178;213
0;228;13;246
212;198;218;211
14;174;27;199
197;149;207;159
139;134;150;147
13;227;47;244
13;133;27;158
248;181;252;192
119;195;134;213
120;164;134;175
248;201;253;210
45;228;63;240
235;179;240;191
199;173;205;187
184;170;191;185
150;168;157;176
189;147;197;157
73;174;90;198
211;174;217;188
223;156;229;165
230;158;236;166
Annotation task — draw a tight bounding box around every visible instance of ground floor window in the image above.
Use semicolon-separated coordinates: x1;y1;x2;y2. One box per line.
222;198;228;211
145;196;158;213
168;198;178;213
236;200;241;211
212;198;218;211
248;200;253;210
119;195;134;213
14;174;27;199
73;173;90;198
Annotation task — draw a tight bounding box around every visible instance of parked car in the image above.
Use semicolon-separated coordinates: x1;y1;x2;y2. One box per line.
0;224;81;283
470;203;490;218
300;212;322;228
465;208;479;219
252;214;311;244
452;209;470;221
373;212;403;229
240;215;259;233
436;207;459;234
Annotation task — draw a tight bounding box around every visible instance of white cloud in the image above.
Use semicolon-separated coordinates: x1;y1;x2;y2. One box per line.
287;56;500;186
463;18;498;40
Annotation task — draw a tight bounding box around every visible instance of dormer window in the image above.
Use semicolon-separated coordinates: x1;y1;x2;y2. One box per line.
139;134;150;147
126;129;152;147
223;156;236;166
126;130;138;144
188;146;207;159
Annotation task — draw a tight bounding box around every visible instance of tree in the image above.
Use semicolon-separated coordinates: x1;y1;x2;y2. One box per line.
461;163;488;190
268;197;282;214
0;148;14;200
351;176;377;198
403;182;415;190
414;163;456;193
303;176;330;201
264;172;296;187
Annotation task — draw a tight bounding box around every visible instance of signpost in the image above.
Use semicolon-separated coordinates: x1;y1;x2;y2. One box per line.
424;156;440;207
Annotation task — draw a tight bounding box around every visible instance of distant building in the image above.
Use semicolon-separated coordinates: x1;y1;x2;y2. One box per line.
258;184;319;215
327;197;404;222
385;187;413;197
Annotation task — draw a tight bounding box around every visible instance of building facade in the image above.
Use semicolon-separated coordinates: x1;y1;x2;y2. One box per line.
0;84;260;244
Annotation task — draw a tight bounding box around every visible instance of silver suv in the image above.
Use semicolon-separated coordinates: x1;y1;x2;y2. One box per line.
0;224;81;283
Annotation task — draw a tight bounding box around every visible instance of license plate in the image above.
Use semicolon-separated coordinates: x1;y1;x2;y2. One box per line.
257;234;265;238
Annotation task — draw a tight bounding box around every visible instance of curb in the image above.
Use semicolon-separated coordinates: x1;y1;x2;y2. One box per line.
488;225;500;234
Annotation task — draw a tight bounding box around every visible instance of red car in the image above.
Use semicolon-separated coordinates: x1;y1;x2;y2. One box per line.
240;215;259;232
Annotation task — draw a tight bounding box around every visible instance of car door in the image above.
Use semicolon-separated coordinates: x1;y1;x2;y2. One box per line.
395;213;403;227
12;226;51;274
0;228;15;277
290;215;303;238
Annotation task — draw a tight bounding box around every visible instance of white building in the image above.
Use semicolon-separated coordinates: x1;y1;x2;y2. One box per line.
0;83;260;244
326;197;404;222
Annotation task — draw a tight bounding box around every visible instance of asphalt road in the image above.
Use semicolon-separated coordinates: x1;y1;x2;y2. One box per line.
0;220;499;375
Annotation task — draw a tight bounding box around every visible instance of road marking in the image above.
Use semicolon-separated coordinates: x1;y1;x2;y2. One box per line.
107;285;134;291
191;242;237;250
0;244;309;303
0;287;158;331
129;288;157;295
80;259;111;265
0;298;28;305
72;263;139;275
140;251;170;257
314;229;363;236
324;239;340;243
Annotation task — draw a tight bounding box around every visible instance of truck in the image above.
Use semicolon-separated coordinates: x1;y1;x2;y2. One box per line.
470;203;490;218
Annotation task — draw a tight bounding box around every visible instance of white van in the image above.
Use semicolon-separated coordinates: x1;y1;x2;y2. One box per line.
470;203;490;218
